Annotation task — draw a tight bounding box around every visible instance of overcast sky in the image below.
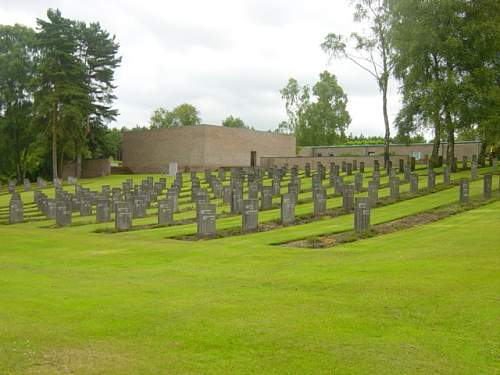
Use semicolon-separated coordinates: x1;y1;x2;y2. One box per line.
0;0;401;136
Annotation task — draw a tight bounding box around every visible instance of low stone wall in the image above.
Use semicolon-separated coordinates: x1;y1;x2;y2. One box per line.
260;155;410;169
62;159;111;179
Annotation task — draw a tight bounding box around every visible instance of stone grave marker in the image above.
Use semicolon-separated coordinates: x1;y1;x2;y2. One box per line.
261;186;273;210
354;173;363;193
427;170;436;190
354;197;371;233
242;199;259;233
410;173;419;194
168;162;178;176
56;199;72;227
459;179;469;204
313;187;327;217
23;178;31;192
368;181;378;207
96;198;110;223
462;156;468;170
158;199;174;226
280;193;295;226
483;173;492;199
197;203;216;239
443;166;451;185
346;163;353;176
359;162;365;173
342;184;354;211
115;201;132;231
231;187;243;214
80;198;92;216
9;196;24;224
471;161;478;179
389;176;400;200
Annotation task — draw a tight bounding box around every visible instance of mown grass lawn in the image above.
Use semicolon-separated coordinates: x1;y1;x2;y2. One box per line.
0;171;498;375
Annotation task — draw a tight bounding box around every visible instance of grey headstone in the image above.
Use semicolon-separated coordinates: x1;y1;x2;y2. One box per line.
115;201;132;231
389;176;400;200
261;186;273;210
359;162;365;173
158;199;174;226
9;197;24;224
410;173;419;194
354;173;363;193
231;187;243;214
427;171;436;190
443;166;451;185
459;179;469;204
313;187;327;217
80;199;92;216
56;200;72;227
462;156;468;170
483;173;492;199
96;198;111;223
471;161;478;179
242;199;259;233
368;181;378;207
342;184;355;211
354;197;370;233
280;193;295;226
197;203;217;239
346;163;352;176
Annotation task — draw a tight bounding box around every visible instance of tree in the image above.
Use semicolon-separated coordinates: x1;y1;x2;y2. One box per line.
390;0;499;169
73;20;121;177
322;0;393;166
150;107;176;128
34;9;90;180
279;71;351;146
279;78;310;134
149;103;201;128
222;115;248;128
297;71;351;146
0;24;38;182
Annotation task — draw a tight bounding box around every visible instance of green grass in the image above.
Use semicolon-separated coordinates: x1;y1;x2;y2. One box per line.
0;171;499;374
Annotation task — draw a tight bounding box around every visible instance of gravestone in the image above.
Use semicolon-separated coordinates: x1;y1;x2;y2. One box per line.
115;201;132;231
287;182;299;204
492;156;497;172
427;171;436;190
248;183;259;200
158;199;174;226
374;160;380;172
404;165;411;182
459;179;469;204
410;157;416;171
443;166;451;185
346;163;352;176
280;193;295;226
389;176;400;200
313;187;327;217
222;186;232;205
46;199;56;219
168;162;178;176
341;161;347;173
96;198;111;223
462;156;468;170
133;196;147;218
471;161;478;179
305;163;311;177
272;179;281;196
23;178;31;192
354;173;363;193
354;198;371;233
80;199;92;216
231;187;243;214
353;160;358;171
242;199;259;233
56;200;72;227
9;196;24;224
368;181;378;207
167;189;179;212
372;171;380;187
483;173;492;199
342;184;355;211
261;186;273;210
359;162;365;173
410;173;419;194
197;203;216;239
399;159;404;174
334;176;344;195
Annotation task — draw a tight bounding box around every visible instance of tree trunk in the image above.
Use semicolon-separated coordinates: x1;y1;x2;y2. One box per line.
382;86;390;167
15;125;23;183
430;115;441;168
445;111;455;171
75;139;82;178
51;102;58;181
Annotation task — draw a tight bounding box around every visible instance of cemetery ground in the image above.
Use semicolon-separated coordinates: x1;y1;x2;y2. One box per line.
0;165;499;374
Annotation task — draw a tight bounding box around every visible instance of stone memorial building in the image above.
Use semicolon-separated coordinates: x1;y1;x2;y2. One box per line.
122;124;296;172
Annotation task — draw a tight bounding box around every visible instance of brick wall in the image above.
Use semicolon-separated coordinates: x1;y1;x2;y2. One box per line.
299;142;481;159
122;125;296;172
260;155;410;169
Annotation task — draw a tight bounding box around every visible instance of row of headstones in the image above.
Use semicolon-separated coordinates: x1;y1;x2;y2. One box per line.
195;172;499;239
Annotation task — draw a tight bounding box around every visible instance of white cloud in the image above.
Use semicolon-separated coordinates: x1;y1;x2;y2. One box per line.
1;0;401;136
